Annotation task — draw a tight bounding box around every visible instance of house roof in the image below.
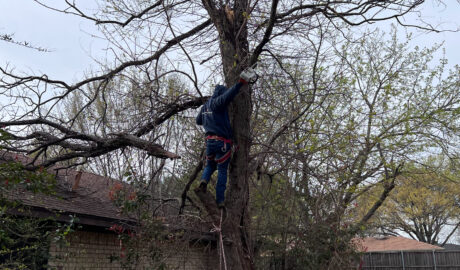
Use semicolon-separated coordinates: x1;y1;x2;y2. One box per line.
1;151;218;242
355;236;444;252
1;151;133;227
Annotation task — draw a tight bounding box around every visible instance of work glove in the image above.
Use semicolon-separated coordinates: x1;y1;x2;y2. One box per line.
239;66;258;84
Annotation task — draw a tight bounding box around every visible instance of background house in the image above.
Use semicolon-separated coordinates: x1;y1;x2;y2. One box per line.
1;151;218;269
354;236;460;269
356;236;444;252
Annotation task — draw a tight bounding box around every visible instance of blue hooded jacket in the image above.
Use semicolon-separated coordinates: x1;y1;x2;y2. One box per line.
196;82;243;139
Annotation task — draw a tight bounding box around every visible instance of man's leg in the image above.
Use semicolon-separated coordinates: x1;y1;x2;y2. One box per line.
201;158;217;184
215;152;230;206
200;140;218;190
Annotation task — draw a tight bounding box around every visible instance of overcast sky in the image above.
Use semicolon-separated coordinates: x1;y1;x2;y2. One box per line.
0;1;459;83
0;0;103;80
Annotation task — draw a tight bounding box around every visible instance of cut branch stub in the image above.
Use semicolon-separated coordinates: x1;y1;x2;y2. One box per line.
193;187;221;223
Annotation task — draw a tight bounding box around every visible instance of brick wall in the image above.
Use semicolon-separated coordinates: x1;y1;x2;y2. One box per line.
48;230;219;269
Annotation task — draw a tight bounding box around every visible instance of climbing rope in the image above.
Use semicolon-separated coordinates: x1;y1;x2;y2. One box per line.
211;209;227;270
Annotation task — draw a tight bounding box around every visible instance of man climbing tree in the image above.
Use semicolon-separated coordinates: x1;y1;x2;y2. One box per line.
1;1;456;269
196;69;256;208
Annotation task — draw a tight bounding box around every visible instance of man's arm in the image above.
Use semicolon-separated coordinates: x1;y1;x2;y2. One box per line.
209;82;244;111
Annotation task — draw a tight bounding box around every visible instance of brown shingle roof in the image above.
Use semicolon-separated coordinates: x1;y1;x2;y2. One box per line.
1;151;216;241
1;151;132;226
355;236;443;252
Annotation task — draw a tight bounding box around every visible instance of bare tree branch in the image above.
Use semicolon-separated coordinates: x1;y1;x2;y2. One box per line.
0;19;212;106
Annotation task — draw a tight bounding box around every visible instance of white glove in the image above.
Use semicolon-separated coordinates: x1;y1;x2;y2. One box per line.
240;67;258;84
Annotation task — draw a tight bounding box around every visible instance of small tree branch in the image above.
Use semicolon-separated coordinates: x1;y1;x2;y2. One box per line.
135;96;209;137
179;155;204;214
440;222;460;247
0;33;52;52
249;0;280;65
33;0;188;27
194;186;221;223
0;19;212;107
359;164;403;225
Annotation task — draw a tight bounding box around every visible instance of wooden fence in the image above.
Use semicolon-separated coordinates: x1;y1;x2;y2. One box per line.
361;250;460;270
257;250;460;270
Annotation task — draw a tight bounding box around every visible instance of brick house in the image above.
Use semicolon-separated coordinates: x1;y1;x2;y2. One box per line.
2;152;218;269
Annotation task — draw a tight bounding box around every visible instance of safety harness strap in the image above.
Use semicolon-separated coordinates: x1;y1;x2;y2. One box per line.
205;135;234;164
206;135;232;144
215;150;232;164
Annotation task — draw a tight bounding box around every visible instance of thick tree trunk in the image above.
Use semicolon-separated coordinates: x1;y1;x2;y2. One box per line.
197;1;254;269
221;69;253;269
219;9;254;270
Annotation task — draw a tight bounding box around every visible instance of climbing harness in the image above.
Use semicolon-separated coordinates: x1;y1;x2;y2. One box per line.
206;135;232;144
211;209;228;270
205;135;234;164
216;150;232;164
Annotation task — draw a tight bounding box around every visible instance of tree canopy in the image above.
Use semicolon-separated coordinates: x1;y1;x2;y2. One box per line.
357;156;460;246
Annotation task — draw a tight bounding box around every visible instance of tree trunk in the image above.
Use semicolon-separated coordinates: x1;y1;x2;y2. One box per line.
221;23;253;270
196;1;254;269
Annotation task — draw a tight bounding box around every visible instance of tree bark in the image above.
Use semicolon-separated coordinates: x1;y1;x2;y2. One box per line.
198;1;254;269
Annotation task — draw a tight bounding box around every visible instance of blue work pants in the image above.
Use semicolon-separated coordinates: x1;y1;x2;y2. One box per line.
201;139;231;204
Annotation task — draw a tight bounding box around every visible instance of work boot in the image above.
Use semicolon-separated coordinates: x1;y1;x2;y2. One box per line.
198;180;207;192
217;202;225;209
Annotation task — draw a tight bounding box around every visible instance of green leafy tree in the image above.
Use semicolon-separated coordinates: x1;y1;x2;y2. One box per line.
0;157;58;269
0;133;77;269
249;28;460;268
357;156;460;245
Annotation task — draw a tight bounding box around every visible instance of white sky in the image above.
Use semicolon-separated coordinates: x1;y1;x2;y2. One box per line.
0;1;458;83
0;0;104;81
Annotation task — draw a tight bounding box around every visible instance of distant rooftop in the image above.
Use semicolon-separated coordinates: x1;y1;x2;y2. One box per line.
355;236;443;252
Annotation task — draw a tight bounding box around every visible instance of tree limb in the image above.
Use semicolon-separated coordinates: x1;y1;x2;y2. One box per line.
249;0;279;65
179;155;204;214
